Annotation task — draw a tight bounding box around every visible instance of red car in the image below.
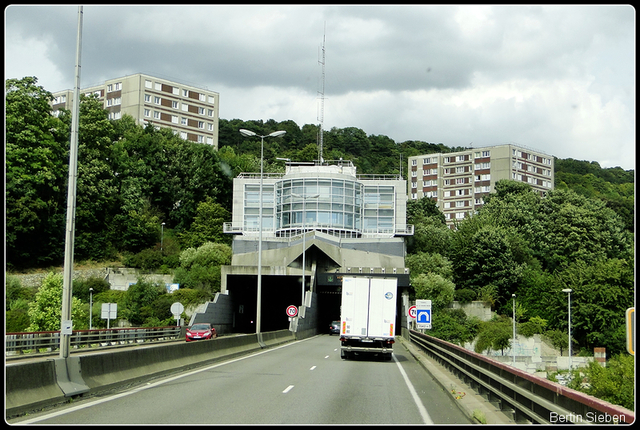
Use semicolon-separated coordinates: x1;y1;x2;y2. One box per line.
186;323;216;342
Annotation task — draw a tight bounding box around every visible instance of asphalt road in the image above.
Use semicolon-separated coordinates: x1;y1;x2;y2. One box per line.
10;334;471;425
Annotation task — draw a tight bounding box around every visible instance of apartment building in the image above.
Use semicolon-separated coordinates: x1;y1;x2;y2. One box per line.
408;144;554;227
51;73;220;148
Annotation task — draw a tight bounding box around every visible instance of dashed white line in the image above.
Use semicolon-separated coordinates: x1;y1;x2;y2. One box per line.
324;355;330;359
310;366;317;370
282;385;295;394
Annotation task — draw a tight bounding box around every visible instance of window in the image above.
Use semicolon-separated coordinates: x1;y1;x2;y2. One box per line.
172;101;178;109
171;115;178;124
107;84;113;92
155;82;162;91
411;182;417;189
183;89;189;97
482;150;490;157
106;98;113;107
208;95;215;104
153;111;160;119
206;137;213;145
456;201;465;207
208;123;214;131
423;157;430;164
208;109;214;117
173;87;180;95
411;171;417;177
456;178;465;184
115;82;121;91
199;107;205;115
144;94;151;102
144;109;150;117
181;117;187;125
154;96;161;105
197;135;204;143
199;93;206;102
456;166;465;173
145;80;152;89
198;121;204;129
182;104;188;112
113;97;121;105
180;131;187;139
457;155;465;162
412;159;417;166
455;212;465;220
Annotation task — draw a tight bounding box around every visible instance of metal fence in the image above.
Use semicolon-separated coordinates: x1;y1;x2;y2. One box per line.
6;326;181;357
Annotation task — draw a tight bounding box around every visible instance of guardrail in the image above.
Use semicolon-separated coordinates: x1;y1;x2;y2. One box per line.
6;326;181;357
407;329;634;424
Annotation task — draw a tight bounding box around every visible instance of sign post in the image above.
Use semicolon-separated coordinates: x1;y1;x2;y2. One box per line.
286;305;298;318
171;302;184;326
101;303;117;329
626;307;635;355
416;300;432;330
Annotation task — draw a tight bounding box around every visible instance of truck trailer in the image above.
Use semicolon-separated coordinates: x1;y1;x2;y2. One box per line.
339;276;397;360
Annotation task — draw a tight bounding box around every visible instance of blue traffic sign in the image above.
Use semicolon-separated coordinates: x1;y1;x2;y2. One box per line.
417;309;431;323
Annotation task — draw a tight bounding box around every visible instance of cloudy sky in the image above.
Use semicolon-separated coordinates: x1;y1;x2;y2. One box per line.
5;4;635;170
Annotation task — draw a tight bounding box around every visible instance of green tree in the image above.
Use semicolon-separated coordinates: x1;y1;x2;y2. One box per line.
179;197;231;248
5;77;68;268
172;242;232;295
405;252;453;281
121;279;165;326
412;272;455;311
580;354;634;410
429;308;479;346
544;329;569;356
27;272;87;331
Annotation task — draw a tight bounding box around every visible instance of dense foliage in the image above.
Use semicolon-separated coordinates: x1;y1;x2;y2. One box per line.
5;77;635;358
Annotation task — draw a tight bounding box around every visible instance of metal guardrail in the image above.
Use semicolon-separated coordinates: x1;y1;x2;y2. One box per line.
408;329;634;424
6;326;181;357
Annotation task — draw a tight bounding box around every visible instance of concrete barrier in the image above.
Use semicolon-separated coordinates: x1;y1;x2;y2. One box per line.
5;360;66;414
5;331;293;418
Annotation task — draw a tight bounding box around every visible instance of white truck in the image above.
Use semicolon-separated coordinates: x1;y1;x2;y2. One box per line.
339;276;397;360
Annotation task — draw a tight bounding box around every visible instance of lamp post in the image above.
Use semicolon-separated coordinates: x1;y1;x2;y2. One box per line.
89;287;93;330
161;222;166;251
512;293;516;366
292;193;319;306
562;288;572;370
239;129;286;334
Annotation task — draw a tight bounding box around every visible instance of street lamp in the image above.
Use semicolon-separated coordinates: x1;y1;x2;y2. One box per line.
89;287;93;330
292;192;319;306
562;288;572;370
161;222;166;251
239;129;287;335
512;293;516;366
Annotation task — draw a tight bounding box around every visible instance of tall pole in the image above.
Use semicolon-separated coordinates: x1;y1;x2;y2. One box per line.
60;5;83;359
89;288;93;330
512;294;516;366
301;198;306;307
257;134;264;334
562;288;572;370
161;222;165;251
239;129;286;335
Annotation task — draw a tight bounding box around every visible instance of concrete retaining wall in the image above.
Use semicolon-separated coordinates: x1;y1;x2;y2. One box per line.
5;330;295;418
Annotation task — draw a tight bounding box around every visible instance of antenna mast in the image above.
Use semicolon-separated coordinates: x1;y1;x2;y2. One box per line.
317;24;326;163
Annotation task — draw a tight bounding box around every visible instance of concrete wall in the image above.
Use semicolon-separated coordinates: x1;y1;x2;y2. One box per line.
188;291;234;334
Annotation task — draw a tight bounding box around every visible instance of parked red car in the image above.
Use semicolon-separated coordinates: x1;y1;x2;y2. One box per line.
186;323;216;342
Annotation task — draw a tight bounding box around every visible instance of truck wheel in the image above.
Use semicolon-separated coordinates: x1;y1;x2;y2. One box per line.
340;350;347;360
384;353;392;361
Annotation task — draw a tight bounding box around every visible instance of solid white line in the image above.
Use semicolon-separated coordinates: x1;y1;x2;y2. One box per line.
282;385;295;393
393;354;434;424
14;337;316;424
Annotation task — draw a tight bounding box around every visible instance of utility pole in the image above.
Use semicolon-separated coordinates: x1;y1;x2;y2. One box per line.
60;5;83;359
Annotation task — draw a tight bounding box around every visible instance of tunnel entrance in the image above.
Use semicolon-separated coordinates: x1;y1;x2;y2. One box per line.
226;274;306;333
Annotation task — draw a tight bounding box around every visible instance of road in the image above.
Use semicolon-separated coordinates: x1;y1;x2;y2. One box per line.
10;335;471;425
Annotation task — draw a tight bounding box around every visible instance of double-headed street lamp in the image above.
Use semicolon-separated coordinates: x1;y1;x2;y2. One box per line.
562;288;573;370
239;129;286;335
161;222;166;251
292;193;319;306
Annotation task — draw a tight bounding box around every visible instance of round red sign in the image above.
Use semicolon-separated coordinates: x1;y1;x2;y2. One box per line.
286;305;298;317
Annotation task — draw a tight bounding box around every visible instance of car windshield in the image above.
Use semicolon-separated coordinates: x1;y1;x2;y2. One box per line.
332;321;340;326
190;324;210;331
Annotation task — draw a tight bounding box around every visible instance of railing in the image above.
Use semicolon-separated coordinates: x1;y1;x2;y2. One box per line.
407;329;634;424
6;326;181;357
223;222;414;236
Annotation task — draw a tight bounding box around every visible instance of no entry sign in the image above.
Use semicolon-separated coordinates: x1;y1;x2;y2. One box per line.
286;305;298;317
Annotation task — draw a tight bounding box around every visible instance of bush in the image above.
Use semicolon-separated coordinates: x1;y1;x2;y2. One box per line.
518;316;548;338
454;288;476;304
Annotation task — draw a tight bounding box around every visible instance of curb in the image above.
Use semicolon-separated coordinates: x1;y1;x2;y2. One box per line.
397;336;514;424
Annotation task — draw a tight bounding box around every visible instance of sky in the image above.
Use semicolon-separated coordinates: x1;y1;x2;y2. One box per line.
5;4;636;170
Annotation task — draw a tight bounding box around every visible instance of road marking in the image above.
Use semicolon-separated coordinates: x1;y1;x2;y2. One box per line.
324;355;329;359
282;385;295;393
15;336;318;424
393;354;434;424
310;366;316;370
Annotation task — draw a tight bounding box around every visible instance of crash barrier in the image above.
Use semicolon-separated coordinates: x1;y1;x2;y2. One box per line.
406;329;634;424
6;329;295;418
5;326;181;357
